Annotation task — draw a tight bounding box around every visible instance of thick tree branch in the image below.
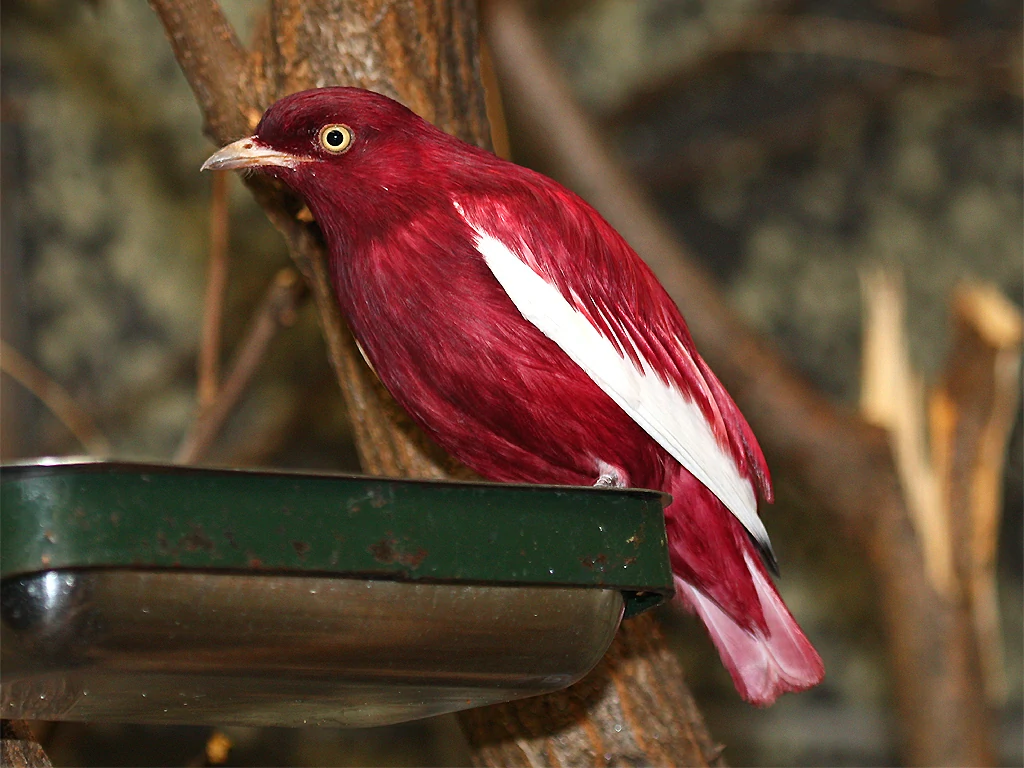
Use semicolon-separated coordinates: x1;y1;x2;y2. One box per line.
482;0;1003;765
0;720;51;768
148;0;261;141
461;611;725;767
155;2;721;765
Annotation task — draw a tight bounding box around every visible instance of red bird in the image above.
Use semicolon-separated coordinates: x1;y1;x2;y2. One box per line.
203;87;824;705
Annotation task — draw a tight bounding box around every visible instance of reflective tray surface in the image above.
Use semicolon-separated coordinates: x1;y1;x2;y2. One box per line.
1;460;671;727
2;570;623;727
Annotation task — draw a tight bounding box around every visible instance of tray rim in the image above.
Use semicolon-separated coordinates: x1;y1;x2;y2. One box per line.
1;459;674;616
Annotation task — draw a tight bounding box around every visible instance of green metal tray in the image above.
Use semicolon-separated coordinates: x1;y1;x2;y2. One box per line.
1;459;672;613
1;459;673;727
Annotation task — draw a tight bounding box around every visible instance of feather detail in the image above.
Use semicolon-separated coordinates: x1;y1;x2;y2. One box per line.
214;86;822;705
674;559;824;706
455;200;771;551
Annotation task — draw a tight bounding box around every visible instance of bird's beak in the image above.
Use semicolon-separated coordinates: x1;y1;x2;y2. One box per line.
201;137;308;172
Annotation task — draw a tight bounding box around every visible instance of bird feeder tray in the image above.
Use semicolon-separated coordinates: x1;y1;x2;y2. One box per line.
1;459;673;728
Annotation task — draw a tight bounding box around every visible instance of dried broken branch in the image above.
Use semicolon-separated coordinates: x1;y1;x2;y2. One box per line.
936;285;1023;705
482;0;1007;764
862;270;1023;709
860;267;953;596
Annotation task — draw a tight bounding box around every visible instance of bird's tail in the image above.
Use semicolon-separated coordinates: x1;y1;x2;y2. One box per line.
664;470;823;706
674;563;824;706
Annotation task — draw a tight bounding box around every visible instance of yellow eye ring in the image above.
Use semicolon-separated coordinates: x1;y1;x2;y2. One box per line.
318;124;353;153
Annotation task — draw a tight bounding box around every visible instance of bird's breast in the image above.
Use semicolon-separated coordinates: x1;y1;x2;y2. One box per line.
327;215;663;488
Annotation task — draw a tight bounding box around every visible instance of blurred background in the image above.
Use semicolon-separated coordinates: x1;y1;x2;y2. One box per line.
1;0;1020;764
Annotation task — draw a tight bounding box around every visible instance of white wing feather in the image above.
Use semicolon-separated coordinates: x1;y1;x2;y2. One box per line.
457;204;769;548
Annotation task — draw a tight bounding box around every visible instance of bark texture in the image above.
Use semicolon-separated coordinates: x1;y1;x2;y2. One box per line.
151;0;723;765
461;612;724;767
0;721;51;768
481;1;1010;764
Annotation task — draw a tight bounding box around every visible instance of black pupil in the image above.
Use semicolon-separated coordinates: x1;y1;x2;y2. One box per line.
325;129;345;147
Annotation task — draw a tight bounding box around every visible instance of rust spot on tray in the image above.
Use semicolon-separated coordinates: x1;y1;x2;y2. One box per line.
369;538;395;562
292;540;311;558
626;521;647;547
181;524;215;553
369;537;428;569
581;554;609;572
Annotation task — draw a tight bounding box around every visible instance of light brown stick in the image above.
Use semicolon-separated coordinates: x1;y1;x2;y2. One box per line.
0;340;109;456
936;285;1023;706
175;268;306;464
197;169;231;410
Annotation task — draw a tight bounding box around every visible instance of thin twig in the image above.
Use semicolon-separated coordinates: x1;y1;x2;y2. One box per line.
607;13;1019;121
0;340;110;456
197;169;231;409
175;268;307;464
745;15;1017;94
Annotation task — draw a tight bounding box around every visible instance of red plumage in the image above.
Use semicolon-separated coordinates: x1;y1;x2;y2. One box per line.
202;86;824;705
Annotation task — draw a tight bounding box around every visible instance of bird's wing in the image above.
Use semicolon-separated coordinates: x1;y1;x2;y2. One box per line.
453;188;773;550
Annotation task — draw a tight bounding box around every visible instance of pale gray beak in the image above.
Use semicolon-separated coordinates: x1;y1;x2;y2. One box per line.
201;137;309;172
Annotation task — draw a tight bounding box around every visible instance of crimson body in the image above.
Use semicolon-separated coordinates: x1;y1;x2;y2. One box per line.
203;87;824;704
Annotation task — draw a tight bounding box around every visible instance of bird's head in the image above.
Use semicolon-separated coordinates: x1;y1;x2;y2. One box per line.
202;87;447;233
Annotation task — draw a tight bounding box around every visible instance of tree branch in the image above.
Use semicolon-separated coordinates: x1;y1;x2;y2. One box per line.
461;611;725;767
0;720;51;768
155;1;724;764
148;0;262;141
176;268;307;464
0;340;110;456
197;169;231;410
482;0;1002;764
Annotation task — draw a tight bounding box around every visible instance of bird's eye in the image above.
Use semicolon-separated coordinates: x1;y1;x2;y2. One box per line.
318;124;353;154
